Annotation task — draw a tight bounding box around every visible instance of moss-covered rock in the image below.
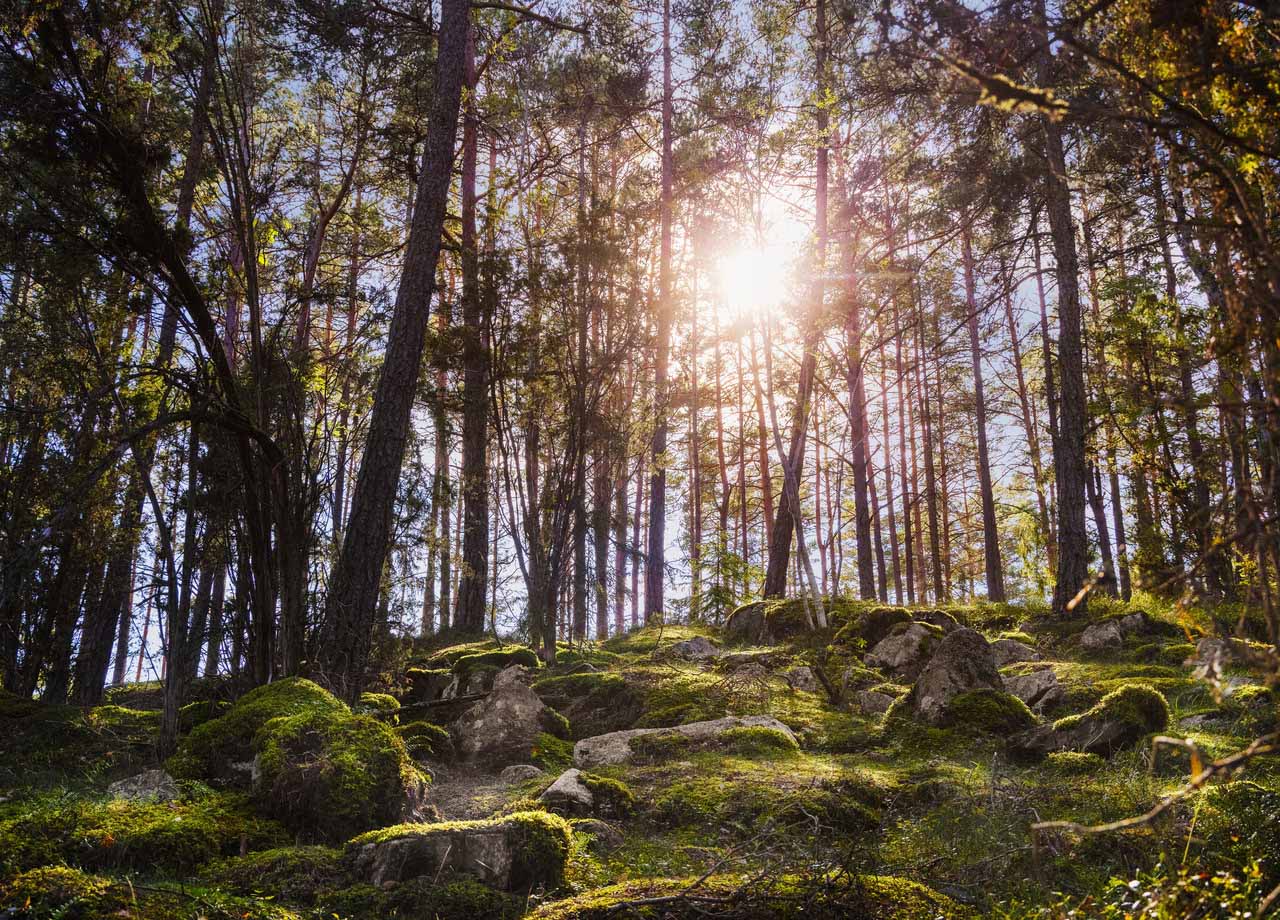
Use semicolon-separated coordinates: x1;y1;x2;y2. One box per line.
1053;683;1169;737
941;689;1037;734
346;811;573;892
1011;683;1170;759
254;706;428;843
201;845;344;904
1043;751;1106;774
533;671;645;738
316;874;522;920
168;677;345;784
714;725;802;756
453;647;540;683
358;692;401;722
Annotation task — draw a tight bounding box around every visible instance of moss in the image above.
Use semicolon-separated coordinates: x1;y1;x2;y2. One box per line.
577;773;635;818
1225;684;1277;732
636;671;737;728
1053;682;1169;735
527;873;972;919
200;845;343;904
397;719;453;761
628;731;693;762
0;867;132;919
0;789;288;876
168;677;345;784
178;698;231;732
1043;751;1106;774
347;811;573;891
533;672;644;738
942;689;1037;734
997;630;1037;645
253;706;425;843
649;774;880;837
532;732;575;772
357;692;401;722
835;606;912;649
541;707;573;740
316;874;521;920
452;647;540;682
715;725;801;756
1197;781;1280;882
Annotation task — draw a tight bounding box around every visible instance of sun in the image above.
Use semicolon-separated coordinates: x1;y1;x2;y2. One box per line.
714;241;792;322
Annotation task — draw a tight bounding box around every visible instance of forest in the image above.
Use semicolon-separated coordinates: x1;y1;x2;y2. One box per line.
0;0;1277;918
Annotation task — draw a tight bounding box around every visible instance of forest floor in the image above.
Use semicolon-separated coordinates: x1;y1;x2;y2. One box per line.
1;595;1277;919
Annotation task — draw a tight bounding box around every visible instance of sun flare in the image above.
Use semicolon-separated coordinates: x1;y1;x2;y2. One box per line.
714;242;792;321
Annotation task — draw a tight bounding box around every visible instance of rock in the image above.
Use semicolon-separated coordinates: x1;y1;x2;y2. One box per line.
493;665;534;688
452;673;564;764
347;812;572;891
1188;637;1257;670
1079;621;1123;652
574;715;798;768
1009;683;1169;759
1117;612;1150;635
726;662;771;683
107;769;179;803
572;818;624;853
499;764;544;785
1180;712;1227;729
865;622;943;681
724;602;769;643
538;769;595;816
990;638;1040;667
915;610;962;633
1004;668;1065;713
717;650;787;670
783;666;820;693
667;636;721;661
854;690;895;716
910;628;1003;725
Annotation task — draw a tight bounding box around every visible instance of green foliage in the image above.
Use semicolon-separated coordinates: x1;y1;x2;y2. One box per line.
168;678;345;784
1197;782;1280;883
0;867;131;920
1015;862;1268;919
0;789;288;876
200;846;343;904
942;690;1037;734
1042;751;1106;775
253;706;424;843
0;692;157;786
397;719;453;761
532;732;575;772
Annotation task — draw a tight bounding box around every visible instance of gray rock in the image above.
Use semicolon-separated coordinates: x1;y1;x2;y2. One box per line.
990;638;1041;668
1004;668;1064;713
1079;621;1123;652
451;672;558;764
349;818;557;890
915;610;962;633
910;628;1003;725
1117;612;1151;636
539;768;595;816
783;666;820;693
572;818;624;853
725;602;769;643
499;764;544;785
865;622;942;681
493;664;533;688
854;690;895;716
1180;712;1227;729
107;769;179;803
667;636;722;661
573;715;797;768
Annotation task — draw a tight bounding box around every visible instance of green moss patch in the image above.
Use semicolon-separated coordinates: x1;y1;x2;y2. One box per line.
1053;683;1169;736
168;677;345;784
452;647;540;682
941;690;1037;734
357;692;401;722
254;706;425;842
397;719;453;761
201;845;343;904
532;732;575;772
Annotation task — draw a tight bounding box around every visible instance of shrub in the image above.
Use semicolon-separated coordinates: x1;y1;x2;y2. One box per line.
942;690;1037;734
168;677;345;783
254;707;426;843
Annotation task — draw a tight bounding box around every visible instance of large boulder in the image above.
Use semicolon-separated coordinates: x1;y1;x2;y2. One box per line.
107;769;179;803
254;705;430;842
1009;683;1169;759
346;812;573;891
667;636;721;661
990;638;1040;667
854;690;896;717
865;622;943;681
1003;668;1065;713
451;667;569;764
1079;621;1123;653
574;715;798;768
909;628;1003;725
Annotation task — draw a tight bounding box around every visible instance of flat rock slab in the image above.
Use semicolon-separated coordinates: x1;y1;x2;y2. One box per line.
107;769;179;803
573;715;797;768
990;639;1040;667
539;768;595;815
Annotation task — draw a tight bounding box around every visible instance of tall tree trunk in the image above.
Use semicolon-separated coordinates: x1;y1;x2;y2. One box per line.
319;0;469;697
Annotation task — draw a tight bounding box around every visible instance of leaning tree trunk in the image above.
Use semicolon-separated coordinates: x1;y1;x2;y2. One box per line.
319;0;469;699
